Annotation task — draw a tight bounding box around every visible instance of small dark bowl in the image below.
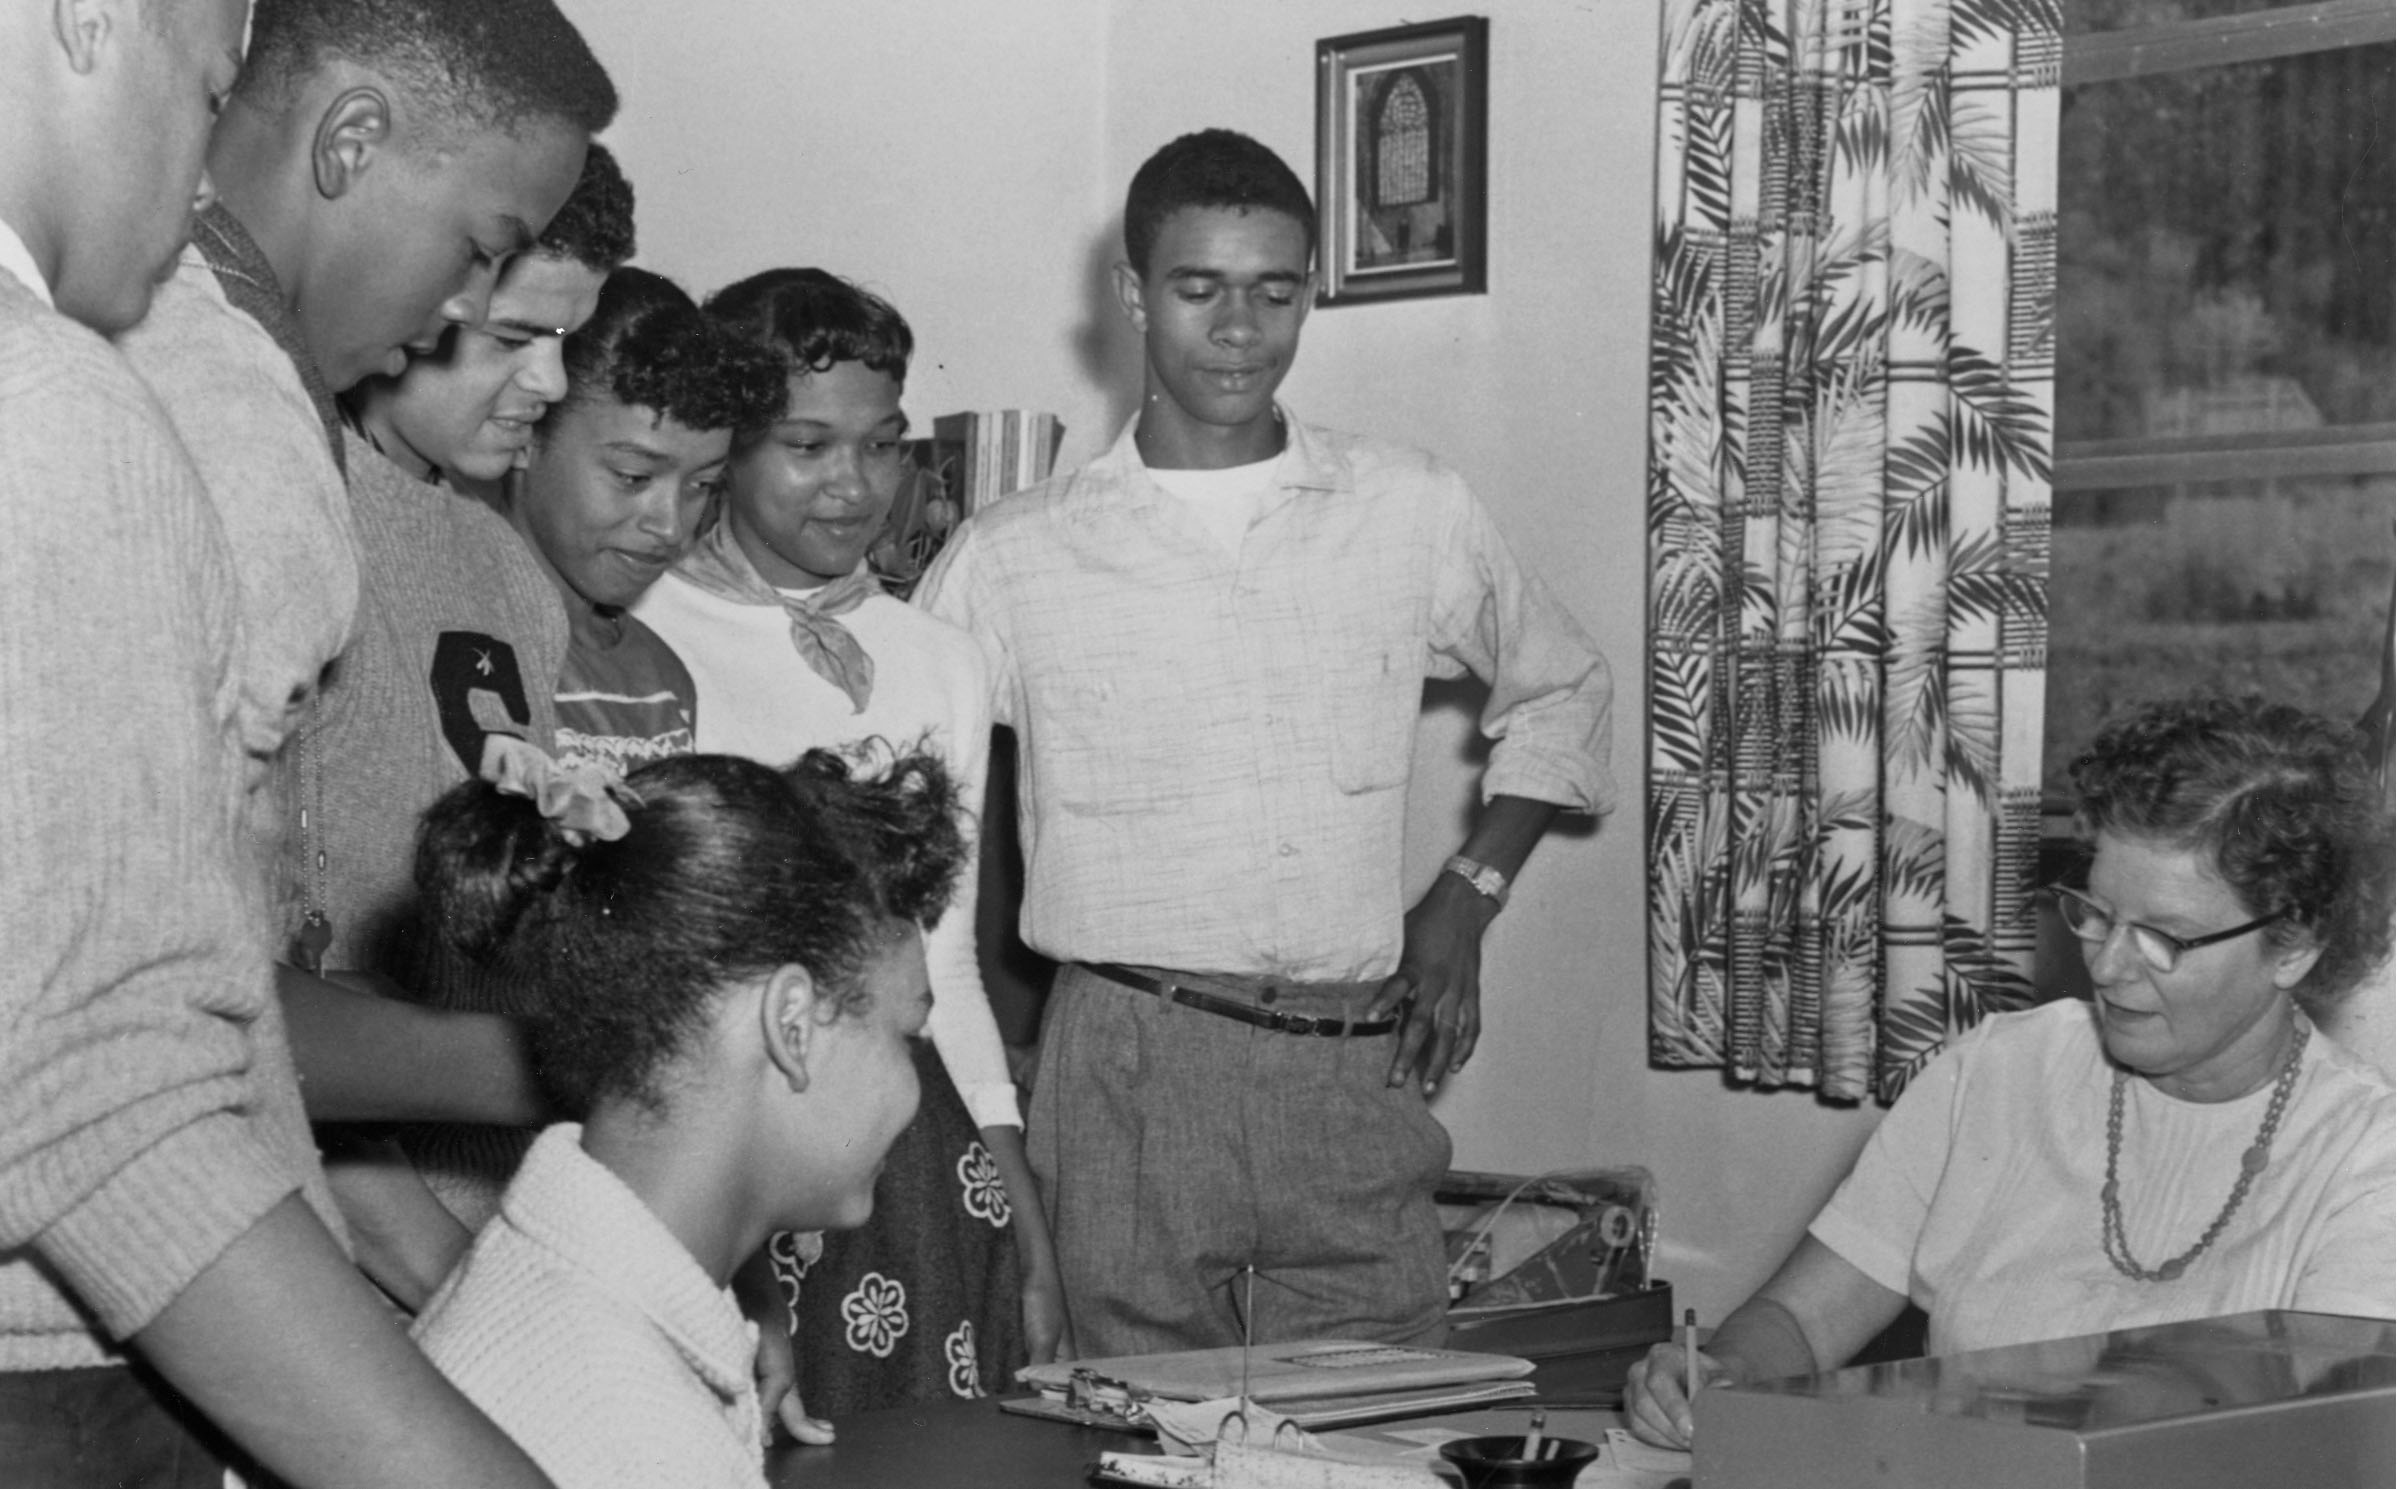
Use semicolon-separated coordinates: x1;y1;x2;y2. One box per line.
1436;1433;1601;1486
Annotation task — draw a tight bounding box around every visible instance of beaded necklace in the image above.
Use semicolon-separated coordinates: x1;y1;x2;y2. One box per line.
2100;1015;2309;1283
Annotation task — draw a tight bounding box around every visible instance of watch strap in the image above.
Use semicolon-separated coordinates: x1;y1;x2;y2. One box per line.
1441;854;1510;908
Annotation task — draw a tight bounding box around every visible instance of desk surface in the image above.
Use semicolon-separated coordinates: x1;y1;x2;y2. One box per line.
767;1397;1124;1489
767;1349;1645;1488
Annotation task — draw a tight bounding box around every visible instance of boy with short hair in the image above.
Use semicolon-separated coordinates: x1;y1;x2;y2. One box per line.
121;0;616;829
107;0;616;1335
917;129;1615;1358
283;145;637;1296
350;144;637;495
315;142;636;1003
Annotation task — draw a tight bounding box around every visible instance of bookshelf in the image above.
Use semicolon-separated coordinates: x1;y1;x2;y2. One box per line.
868;409;1064;597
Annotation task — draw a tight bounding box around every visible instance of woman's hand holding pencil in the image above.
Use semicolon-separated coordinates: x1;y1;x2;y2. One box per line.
1623;1308;1730;1451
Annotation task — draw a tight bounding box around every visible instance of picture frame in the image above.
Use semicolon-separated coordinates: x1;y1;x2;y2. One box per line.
1313;16;1489;307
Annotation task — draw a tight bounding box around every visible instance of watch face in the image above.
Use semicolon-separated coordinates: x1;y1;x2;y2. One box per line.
1446;857;1507;902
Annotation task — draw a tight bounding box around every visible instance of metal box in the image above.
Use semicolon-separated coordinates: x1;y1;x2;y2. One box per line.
1695;1310;2394;1488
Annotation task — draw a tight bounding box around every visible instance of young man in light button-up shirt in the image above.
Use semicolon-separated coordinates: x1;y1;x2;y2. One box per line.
916;129;1615;1358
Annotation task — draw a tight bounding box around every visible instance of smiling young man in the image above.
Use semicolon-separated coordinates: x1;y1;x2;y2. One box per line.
633;267;1071;1417
0;1;559;1486
916;130;1616;1357
349;143;633;494
307;143;633;988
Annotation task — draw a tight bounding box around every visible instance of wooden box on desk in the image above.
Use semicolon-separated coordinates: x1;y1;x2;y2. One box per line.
1694;1310;2394;1489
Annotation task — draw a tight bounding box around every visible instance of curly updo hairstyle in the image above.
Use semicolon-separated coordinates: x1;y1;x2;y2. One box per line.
551;268;788;441
415;748;964;1116
706;267;914;396
2069;694;2394;1009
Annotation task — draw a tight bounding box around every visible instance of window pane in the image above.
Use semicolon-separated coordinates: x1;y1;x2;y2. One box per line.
2049;19;2394;798
2057;42;2393;441
2043;473;2393;794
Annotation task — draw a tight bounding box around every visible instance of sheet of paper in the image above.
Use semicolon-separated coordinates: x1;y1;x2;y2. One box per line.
1597;1426;1694;1486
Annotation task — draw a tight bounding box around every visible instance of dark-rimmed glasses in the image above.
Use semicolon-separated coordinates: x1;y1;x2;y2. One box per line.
2047;884;2286;974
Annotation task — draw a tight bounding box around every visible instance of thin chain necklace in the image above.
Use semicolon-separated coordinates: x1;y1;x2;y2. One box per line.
2101;1015;2309;1283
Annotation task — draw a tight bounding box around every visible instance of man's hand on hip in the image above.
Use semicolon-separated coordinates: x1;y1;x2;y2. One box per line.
1369;873;1501;1095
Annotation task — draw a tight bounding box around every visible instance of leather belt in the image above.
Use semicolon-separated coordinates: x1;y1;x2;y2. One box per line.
1082;963;1397;1038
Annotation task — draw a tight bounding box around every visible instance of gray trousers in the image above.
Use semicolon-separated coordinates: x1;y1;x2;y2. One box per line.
1028;963;1454;1358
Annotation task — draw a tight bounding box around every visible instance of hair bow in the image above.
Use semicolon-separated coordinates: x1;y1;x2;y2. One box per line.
479;735;640;845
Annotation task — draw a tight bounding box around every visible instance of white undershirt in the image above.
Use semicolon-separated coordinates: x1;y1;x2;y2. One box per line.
1147;454;1279;556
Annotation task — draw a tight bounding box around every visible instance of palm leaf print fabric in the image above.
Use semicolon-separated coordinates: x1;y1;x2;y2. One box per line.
1647;0;2059;1101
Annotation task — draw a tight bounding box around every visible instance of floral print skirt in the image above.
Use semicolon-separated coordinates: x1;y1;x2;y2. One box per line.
768;1039;1025;1414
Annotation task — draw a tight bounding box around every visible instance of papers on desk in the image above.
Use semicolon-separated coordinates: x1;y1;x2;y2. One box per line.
1601;1426;1695;1484
1094;1404;1443;1487
1013;1340;1536;1433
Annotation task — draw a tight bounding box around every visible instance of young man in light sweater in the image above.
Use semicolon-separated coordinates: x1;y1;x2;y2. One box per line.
0;1;558;1486
112;0;616;1207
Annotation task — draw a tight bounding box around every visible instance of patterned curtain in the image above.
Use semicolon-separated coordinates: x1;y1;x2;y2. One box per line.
1645;0;2059;1102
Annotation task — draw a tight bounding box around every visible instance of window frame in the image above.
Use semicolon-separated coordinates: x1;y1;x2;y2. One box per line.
2043;0;2395;837
2053;0;2397;493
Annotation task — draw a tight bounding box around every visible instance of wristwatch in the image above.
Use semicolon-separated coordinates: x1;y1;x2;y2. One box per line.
1441;854;1510;909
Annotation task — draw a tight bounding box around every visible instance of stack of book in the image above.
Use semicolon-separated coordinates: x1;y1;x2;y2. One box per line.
869;409;1063;596
932;409;1065;516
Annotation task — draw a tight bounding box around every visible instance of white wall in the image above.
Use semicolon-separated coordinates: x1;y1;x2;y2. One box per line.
559;0;1119;466
566;0;1886;1325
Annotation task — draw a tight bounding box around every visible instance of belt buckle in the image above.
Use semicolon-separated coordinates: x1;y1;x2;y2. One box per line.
1281;1011;1331;1036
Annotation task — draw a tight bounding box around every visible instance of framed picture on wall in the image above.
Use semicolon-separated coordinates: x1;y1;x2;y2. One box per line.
1313;15;1489;306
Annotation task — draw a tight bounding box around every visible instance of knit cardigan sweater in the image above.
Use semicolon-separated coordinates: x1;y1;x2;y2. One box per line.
118;226;359;878
414;1126;767;1489
0;271;326;1365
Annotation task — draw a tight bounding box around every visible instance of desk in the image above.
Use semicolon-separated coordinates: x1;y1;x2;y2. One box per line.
767;1397;1124;1489
768;1350;1646;1488
1695;1310;2393;1489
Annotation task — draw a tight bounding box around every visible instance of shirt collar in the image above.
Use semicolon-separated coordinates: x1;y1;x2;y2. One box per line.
1103;405;1346;497
500;1125;760;1408
0;217;55;308
190;202;348;477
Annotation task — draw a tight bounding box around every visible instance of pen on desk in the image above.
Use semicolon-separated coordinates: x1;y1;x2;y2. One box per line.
1683;1307;1701;1402
1521;1408;1545;1461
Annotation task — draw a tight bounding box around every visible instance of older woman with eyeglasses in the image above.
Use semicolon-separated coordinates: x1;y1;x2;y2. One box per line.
1627;694;2395;1450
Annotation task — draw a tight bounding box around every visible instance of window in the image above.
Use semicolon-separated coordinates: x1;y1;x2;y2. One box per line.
2045;0;2394;803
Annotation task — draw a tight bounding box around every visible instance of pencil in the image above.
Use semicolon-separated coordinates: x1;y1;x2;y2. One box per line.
1683;1307;1700;1402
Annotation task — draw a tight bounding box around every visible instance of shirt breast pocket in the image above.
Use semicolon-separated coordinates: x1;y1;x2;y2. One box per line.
1300;571;1426;797
1323;645;1421;794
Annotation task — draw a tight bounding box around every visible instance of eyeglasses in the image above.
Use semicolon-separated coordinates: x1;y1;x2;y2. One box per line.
2047;884;2286;974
